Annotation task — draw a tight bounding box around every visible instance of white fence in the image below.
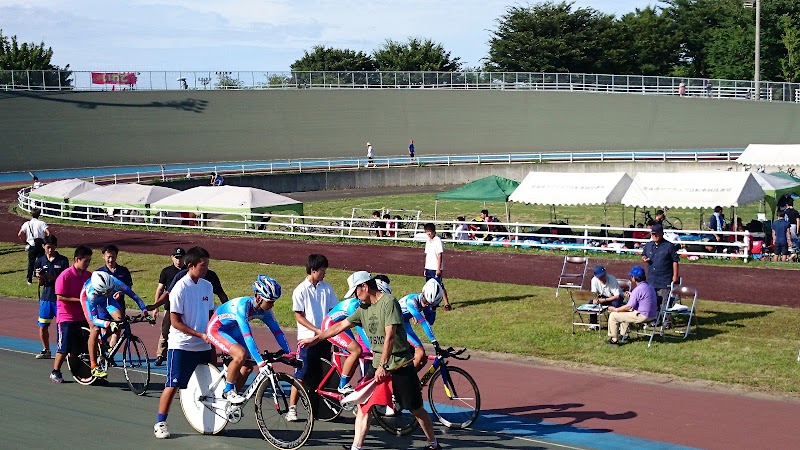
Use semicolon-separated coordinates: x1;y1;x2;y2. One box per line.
18;188;753;261
3;70;798;103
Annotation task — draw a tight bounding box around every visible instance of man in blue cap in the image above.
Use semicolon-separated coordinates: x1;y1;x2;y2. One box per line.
588;265;622;330
606;266;657;346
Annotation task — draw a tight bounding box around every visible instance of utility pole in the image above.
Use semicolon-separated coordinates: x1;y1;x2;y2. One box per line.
745;0;761;100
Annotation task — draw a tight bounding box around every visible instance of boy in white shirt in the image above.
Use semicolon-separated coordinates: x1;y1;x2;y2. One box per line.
423;223;453;310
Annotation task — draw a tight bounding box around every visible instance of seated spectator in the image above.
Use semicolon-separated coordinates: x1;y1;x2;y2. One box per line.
706;206;726;253
371;211;385;237
606;266;657;346
383;214;395;237
454;216;470;241
588;265;622;330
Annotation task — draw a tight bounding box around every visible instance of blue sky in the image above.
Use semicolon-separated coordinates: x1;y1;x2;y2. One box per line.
1;1;658;71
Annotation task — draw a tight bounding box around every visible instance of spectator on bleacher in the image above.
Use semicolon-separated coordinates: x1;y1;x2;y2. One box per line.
588;265;622;330
772;210;792;262
454;216;470;241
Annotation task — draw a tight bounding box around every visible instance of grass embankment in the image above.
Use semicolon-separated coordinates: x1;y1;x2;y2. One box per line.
2;242;799;397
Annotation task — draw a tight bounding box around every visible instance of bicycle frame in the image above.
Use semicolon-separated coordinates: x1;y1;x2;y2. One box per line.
316;350;372;404
421;354;458;399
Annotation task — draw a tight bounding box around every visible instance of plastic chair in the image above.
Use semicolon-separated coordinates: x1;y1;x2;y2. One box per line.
570;290;605;333
556;256;588;297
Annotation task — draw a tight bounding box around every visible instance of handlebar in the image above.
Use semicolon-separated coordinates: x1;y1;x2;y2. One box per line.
261;349;303;368
434;345;470;361
118;314;155;325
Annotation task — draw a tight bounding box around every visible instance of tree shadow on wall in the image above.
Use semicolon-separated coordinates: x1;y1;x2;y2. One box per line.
1;91;208;113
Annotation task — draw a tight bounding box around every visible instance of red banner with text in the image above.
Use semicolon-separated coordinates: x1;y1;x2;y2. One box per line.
91;72;138;85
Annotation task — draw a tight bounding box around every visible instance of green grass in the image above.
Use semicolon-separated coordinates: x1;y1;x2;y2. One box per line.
2;241;799;396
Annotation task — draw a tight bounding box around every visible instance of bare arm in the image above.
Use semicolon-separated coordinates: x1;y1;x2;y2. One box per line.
153;283;165;308
170;311;208;342
294;311;321;335
299;319;352;347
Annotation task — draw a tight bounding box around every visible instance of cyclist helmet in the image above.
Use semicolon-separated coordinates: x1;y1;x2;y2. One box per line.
421;278;444;307
91;271;115;296
253;274;281;301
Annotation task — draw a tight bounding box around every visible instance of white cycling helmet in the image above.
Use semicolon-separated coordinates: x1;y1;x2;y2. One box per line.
421;279;444;307
91;271;115;296
253;274;281;301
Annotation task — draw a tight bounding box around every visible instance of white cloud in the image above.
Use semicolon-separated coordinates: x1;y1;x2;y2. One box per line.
0;0;658;71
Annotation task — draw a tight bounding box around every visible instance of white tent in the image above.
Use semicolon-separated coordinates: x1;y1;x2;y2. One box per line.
28;178;100;203
736;144;800;166
70;183;180;209
150;186;303;215
509;172;633;205
621;172;765;208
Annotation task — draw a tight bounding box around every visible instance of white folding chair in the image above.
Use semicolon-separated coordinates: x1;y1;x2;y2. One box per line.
570;290;605;333
556;256;588;297
661;285;698;340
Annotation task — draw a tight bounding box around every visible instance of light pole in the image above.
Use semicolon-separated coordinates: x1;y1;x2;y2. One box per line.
744;0;761;100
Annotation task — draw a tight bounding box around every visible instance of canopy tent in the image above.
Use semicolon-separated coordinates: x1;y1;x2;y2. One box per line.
28;178;99;203
150;186;303;215
434;175;520;221
621;172;765;208
736;144;800;166
751;172;800;218
509;171;632;224
69;183;180;210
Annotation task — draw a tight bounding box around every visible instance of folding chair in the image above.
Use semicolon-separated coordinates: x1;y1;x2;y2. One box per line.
661;285;698;340
570;290;605;333
556;256;588;297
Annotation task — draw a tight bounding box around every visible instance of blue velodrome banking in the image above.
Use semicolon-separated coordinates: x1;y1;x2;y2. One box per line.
2;89;798;172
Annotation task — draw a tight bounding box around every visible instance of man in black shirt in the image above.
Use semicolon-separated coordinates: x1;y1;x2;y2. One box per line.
153;248;185;366
34;235;70;359
641;223;680;326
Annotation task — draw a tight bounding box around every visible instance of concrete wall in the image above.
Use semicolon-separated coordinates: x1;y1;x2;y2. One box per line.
162;161;737;194
2;89;798;172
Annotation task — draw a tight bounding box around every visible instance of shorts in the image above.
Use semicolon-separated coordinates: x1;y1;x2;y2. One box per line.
775;243;789;256
96;298;121;319
165;348;215;388
365;363;422;411
322;316;367;352
403;322;423;348
38;300;57;328
293;340;331;381
56;321;89;355
423;269;444;288
207;317;245;355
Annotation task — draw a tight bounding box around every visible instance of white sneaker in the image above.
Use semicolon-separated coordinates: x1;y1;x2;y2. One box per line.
154;421;170;439
285;407;298;422
223;389;246;405
337;384;355;395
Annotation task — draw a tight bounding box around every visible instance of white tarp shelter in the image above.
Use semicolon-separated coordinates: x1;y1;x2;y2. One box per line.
28;178;100;203
509;172;633;205
70;183;180;209
736;144;800;166
621;172;765;208
150;186;303;215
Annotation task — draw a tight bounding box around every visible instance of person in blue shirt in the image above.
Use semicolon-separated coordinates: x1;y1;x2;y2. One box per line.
398;278;443;371
33;235;70;359
207;275;290;404
81;271;152;378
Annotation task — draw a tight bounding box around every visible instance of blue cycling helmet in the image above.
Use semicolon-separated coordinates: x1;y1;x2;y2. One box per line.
253;274;281;301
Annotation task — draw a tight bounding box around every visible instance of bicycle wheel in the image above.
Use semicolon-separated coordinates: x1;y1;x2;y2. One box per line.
179;363;228;435
315;358;344;422
122;336;150;395
428;366;480;429
67;327;100;385
668;218;683;230
255;372;313;450
371;403;419;436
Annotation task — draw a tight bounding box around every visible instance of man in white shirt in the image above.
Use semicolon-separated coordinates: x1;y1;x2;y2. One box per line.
153;246;216;439
286;254;338;421
423;223;453;311
18;208;50;285
588;265;622;330
366;142;374;167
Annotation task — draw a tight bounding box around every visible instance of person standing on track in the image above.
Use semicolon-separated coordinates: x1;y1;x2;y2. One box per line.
18;208;50;285
408;139;415;162
33;235;69;360
50;245;92;383
153;247;186;366
286;254;337;422
423;223;453;311
299;271;441;450
154;246;217;439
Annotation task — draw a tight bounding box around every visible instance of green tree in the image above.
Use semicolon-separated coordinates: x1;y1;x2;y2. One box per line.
372;37;461;71
486;2;617;73
611;7;680;75
704;10;754;80
663;0;738;78
779;15;800;82
290;45;376;72
214;72;243;89
0;29;71;89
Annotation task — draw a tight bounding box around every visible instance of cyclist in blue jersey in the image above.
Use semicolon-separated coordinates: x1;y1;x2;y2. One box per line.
207;275;290;404
319;297;372;394
81;271;153;378
398;278;443;371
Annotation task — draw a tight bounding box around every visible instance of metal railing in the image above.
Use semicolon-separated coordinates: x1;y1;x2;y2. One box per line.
17;188;752;261
10;149;739;186
2;69;798;102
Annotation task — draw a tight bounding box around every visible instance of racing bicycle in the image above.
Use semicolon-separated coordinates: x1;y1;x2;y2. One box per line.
642;209;683;230
179;350;313;450
67;313;154;395
372;345;481;435
313;348;373;421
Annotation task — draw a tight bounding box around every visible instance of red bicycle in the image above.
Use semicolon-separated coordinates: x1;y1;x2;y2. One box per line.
314;349;373;421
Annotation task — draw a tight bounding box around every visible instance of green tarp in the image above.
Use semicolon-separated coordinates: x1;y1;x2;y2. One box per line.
436;175;520;202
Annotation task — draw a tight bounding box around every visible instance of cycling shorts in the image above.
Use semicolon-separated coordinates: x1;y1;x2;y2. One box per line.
207;317;245;356
38;300;57;328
